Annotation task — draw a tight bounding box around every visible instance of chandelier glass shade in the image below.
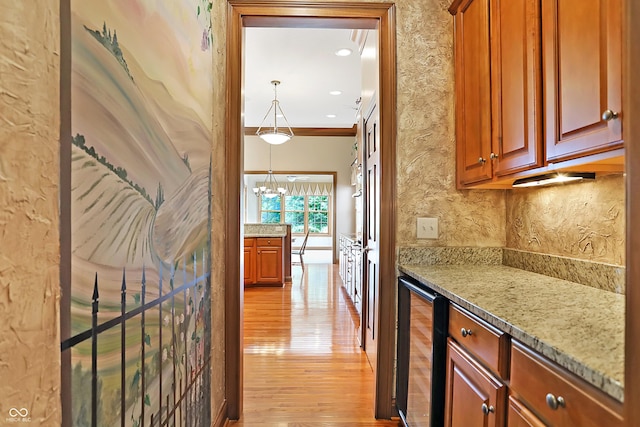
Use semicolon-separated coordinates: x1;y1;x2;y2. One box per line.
252;145;287;198
256;80;294;145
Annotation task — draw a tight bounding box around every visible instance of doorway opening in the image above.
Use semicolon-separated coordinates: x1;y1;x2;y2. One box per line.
225;1;397;420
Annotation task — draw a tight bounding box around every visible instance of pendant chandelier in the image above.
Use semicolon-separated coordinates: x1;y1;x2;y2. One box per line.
253;145;287;198
256;80;294;145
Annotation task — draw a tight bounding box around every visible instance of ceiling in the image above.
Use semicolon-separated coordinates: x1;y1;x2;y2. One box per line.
244;27;363;129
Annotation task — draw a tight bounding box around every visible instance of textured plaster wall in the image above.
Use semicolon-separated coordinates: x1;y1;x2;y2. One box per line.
0;2;62;425
506;174;626;266
210;0;227;417
395;0;506;247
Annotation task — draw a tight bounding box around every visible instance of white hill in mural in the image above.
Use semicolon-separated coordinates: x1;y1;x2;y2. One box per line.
71;18;191;198
71;145;156;267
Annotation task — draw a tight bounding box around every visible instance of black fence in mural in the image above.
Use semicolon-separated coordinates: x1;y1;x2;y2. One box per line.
61;251;211;427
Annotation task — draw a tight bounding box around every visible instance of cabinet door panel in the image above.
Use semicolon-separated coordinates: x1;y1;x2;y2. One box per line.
454;0;493;186
244;247;256;285
256;246;282;283
543;0;622;161
507;395;547;427
445;338;506;427
491;0;543;175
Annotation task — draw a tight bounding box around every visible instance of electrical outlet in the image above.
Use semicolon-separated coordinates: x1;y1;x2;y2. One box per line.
417;217;438;239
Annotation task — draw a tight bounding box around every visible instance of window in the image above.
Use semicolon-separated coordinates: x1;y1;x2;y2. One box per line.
260;194;331;235
260;196;281;223
284;195;305;233
308;195;329;233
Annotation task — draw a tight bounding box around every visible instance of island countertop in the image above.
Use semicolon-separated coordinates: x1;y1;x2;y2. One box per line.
244;223;287;238
398;263;625;402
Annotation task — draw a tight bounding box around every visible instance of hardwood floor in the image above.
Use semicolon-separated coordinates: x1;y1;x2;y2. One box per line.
229;263;399;426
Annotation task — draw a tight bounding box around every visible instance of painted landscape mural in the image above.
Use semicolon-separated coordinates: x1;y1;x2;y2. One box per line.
67;0;213;425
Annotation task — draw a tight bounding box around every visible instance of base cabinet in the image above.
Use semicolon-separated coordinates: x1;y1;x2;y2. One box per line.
509;340;623;427
507;395;546;427
338;235;362;315
244;238;256;286
244;237;284;286
445;338;506;427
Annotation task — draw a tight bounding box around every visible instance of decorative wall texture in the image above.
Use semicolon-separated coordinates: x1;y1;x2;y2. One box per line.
506;174;626;266
67;0;215;425
394;0;507;247
0;3;62;425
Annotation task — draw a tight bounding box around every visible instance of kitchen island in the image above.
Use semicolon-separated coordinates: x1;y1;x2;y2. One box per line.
244;224;291;286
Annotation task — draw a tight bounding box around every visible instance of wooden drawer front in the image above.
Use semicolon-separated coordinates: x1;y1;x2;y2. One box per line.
244;238;255;247
449;304;510;378
256;237;282;247
510;341;623;427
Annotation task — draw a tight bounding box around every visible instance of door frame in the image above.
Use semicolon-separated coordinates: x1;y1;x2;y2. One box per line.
625;0;640;425
225;0;397;420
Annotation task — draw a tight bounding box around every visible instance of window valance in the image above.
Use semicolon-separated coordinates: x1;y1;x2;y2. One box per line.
284;182;333;196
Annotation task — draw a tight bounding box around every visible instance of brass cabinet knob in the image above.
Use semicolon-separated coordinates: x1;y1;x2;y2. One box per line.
490;152;498;160
460;328;473;338
545;393;566;410
602;109;619;121
481;403;495;415
478;157;486;164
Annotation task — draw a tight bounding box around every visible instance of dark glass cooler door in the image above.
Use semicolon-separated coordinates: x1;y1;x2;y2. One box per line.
397;277;448;427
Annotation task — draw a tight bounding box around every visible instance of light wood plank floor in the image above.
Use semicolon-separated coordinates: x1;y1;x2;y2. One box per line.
229;263;399;427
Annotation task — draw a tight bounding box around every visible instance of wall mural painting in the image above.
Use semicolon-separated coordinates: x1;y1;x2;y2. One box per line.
65;0;213;425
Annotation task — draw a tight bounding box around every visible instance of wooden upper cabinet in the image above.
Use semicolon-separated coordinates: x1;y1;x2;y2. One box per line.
451;0;543;187
490;0;543;176
451;0;493;186
542;0;623;162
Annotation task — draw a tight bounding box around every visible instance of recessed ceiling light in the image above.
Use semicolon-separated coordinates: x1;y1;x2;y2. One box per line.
329;90;342;96
335;48;352;57
326;114;337;118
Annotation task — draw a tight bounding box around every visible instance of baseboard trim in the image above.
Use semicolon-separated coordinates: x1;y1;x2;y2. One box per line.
212;399;228;427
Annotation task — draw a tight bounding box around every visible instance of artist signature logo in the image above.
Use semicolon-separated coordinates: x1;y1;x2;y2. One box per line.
6;407;31;423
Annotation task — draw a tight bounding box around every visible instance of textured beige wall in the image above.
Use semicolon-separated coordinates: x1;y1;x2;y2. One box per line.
210;0;227;417
506;174;626;266
0;2;62;425
395;0;506;247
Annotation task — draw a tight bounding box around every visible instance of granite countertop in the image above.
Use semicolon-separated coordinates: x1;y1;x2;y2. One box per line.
244;224;287;238
398;263;625;402
245;232;286;238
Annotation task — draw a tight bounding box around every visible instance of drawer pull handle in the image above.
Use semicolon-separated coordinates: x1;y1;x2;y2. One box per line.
481;403;495;415
545;393;566;410
460;328;473;338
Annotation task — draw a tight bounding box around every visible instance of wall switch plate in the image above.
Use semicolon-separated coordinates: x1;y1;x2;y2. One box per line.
417;217;438;239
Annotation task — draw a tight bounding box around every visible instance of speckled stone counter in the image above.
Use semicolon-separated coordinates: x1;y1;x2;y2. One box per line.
244;223;287;238
398;263;625;402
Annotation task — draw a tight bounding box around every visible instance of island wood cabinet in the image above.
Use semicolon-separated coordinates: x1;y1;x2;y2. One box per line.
244;237;284;286
450;0;623;188
244;238;256;286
